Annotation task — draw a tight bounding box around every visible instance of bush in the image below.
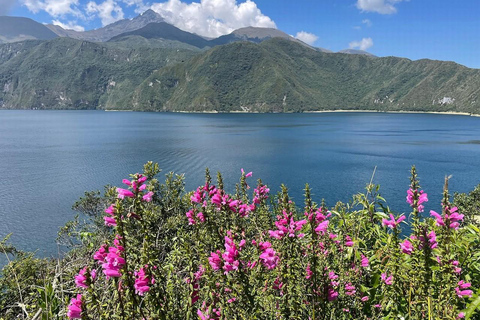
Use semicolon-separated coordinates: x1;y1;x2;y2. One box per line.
1;163;479;319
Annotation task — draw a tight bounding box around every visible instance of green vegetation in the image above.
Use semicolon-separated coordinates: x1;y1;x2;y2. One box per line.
1;37;479;113
0;164;479;319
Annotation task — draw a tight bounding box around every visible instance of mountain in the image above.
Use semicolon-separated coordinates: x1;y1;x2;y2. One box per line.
0;16;58;43
125;38;480;113
210;26;331;52
109;22;212;49
46;9;164;42
338;49;376;57
0;37;197;109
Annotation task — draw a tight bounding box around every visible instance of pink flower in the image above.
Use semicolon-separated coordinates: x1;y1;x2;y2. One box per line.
93;244;108;263
381;273;393;285
345;283;356;296
407;189;428;212
455;281;473;298
142;191;154;202
117;188;135;199
430;210;445;226
259;248;279;270
241;168;253;177
458;312;465;319
361;255;369;268
74;267;96;289
208;251;223;271
361;296;369;302
327;287;339;301
315;220;329;235
306;264;313;279
382;214;406;229
101;236;125;279
269;211;307;239
67;294;82;319
452;260;462;274
430;207;464;229
400;239;414;255
134;267;154;296
345;235;354;247
104;204;116;227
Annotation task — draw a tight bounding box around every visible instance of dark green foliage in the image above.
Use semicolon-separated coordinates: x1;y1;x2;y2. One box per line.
454;184;480;227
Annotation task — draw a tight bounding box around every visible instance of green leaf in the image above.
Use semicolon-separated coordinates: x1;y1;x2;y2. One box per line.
465;289;480;319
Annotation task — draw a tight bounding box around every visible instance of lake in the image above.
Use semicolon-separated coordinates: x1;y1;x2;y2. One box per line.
1;110;480;257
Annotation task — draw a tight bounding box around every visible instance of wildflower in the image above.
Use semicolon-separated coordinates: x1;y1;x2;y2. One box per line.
269;211;307;239
452;260;462;274
74;267;96;289
102;236;125;279
241;168;253;177
306;264;313;279
400;239;414;255
345;235;354;247
406;189;428;212
382;214;406;229
327;287;339;301
104;204;116;227
381;273;393;285
458;312;465;319
117;188;135;199
259;247;279;270
361;255;369;268
314;220;329;235
222;236;240;273
134;267;154;296
430;207;464;229
67;294;83;319
208;251;223;271
455;281;473;298
361;296;369;302
93;244;108;263
142;191;154;202
345;283;356;296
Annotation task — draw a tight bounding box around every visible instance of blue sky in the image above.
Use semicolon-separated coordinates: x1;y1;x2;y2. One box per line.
3;0;480;68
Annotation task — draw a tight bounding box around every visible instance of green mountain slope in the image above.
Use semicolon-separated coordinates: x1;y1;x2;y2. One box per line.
0;38;198;109
127;38;480;113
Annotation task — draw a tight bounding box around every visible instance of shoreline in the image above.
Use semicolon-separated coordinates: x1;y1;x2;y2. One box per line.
105;109;480;117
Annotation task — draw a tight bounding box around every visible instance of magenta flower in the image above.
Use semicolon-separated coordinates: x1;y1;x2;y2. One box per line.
67;294;83;319
93;244;108;263
381;273;393;285
314;220;329;236
241;168;253;177
345;283;356;296
382;214;406;229
452;260;462;274
455;281;473;298
327;287;339;301
101;236;125;279
361;296;369;302
134;267;154;296
253;184;270;204
269;211;307;239
458;312;466;319
74;267;96;289
407;189;428;212
104;204;117;227
208;251;223;271
430;207;464;229
400;239;414;255
142;191;154;202
117;188;135;199
345;235;354;247
306;264;313;279
361;255;369;268
259;247;279;270
222;236;240;273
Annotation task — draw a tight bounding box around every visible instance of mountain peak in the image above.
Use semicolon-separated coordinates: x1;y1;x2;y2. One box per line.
138;9;164;22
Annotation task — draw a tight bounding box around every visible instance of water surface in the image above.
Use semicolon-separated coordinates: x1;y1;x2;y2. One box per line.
1;111;480;256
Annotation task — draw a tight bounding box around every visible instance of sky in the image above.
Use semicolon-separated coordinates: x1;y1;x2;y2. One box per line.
1;0;479;68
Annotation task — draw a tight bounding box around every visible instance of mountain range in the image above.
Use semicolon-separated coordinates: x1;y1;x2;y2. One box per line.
0;11;478;113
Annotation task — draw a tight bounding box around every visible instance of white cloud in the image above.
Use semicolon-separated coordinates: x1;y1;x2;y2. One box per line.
86;0;124;26
356;0;406;14
120;0;149;13
150;0;276;38
349;37;373;51
52;19;85;31
362;19;372;27
22;0;83;17
295;31;318;46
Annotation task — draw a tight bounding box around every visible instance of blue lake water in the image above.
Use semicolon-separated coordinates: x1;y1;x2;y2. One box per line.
1;110;480;257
